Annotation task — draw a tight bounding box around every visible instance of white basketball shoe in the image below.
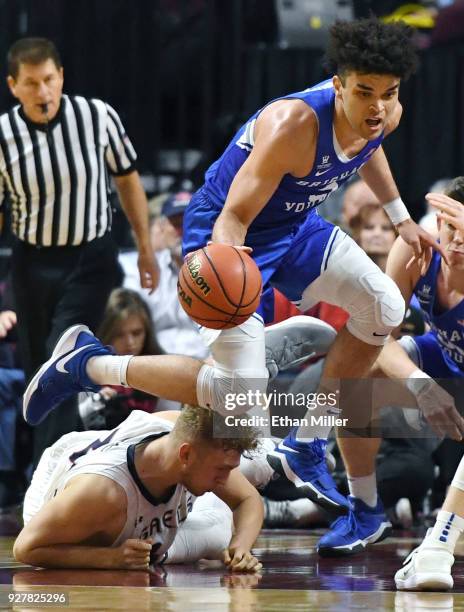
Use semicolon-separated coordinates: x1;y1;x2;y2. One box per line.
395;544;455;591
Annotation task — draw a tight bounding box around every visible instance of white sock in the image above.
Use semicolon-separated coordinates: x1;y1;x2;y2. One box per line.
295;403;341;442
422;510;464;554
86;355;133;387
347;472;377;508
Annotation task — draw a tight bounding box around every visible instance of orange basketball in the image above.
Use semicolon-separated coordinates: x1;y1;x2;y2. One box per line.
177;244;262;329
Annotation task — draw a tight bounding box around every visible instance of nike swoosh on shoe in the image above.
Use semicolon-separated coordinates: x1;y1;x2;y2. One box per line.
55;344;93;374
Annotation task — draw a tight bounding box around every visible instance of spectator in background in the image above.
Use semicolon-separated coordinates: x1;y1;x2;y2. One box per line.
147;193;180;253
0;38;159;467
349;203;397;272
121;191;209;360
79;288;165;430
341;177;380;231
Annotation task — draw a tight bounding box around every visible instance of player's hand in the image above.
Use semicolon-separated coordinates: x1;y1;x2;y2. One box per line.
396;218;449;274
427;192;464;232
0;310;16;338
138;248;160;294
206;240;253;255
114;538;153;570
412;378;464;441
223;547;262;572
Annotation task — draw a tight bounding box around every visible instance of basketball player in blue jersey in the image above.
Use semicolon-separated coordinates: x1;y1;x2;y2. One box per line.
315;178;464;570
181;16;447;514
393;181;464;591
22;19;447;518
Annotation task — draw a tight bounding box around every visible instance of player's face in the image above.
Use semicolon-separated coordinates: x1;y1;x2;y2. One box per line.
439;215;464;270
182;445;241;496
358;209;396;255
7;59;64;124
334;72;400;141
111;314;146;356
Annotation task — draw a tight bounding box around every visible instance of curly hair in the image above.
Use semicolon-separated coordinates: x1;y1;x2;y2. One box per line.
324;18;418;81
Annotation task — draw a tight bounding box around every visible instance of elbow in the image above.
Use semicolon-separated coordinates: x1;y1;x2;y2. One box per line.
13;538;30;564
13;534;41;566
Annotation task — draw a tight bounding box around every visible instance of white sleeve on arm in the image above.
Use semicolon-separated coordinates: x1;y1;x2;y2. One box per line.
104;103;137;175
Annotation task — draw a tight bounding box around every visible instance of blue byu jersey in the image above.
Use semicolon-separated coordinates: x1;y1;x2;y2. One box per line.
414;252;464;375
201;78;384;236
182;78;384;323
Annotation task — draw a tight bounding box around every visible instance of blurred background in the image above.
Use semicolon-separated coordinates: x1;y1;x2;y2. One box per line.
0;0;463;526
0;0;461;216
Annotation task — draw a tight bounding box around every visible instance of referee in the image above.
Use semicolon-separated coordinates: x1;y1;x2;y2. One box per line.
0;38;159;465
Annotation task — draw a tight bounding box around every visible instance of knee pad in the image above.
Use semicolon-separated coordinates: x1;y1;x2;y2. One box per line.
346;271;405;346
197;363;269;416
197;316;269;416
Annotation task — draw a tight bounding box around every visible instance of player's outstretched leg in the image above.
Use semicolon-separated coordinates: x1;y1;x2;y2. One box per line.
23;316;336;427
23;325;112;425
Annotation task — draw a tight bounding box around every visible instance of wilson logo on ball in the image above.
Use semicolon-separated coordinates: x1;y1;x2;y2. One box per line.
177;282;192;308
186;254;211;296
178;244;262;330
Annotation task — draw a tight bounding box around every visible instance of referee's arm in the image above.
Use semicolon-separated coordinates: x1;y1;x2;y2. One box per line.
105;103;160;292
114;171;159;292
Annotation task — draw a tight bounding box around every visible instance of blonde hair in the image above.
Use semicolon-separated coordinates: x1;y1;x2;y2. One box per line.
172;405;259;454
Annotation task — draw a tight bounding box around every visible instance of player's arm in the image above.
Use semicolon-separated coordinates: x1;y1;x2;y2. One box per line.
213;468;263;572
114;171;160;292
426;193;464;231
374;237;464;440
14;474;152;570
373;236;421;378
211;100;317;247
358;143;448;269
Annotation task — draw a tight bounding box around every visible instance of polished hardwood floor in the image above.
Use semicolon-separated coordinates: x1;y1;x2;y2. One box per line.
1;512;463;610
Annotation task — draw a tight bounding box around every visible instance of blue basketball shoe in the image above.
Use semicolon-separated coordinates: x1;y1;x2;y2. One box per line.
317;495;392;557
23;324;113;426
267;429;351;515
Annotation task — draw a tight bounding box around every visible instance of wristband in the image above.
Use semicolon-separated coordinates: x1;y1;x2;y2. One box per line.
405;369;432;397
383;197;411;226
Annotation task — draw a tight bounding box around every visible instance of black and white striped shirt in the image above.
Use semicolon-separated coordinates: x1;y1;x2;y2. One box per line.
0;94;137;247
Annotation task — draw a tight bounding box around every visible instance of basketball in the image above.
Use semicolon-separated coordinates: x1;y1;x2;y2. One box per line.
177;243;262;329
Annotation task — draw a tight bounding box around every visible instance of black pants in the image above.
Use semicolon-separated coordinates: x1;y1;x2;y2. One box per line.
11;234;121;467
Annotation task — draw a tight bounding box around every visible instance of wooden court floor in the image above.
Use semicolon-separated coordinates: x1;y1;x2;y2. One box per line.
1;515;464;611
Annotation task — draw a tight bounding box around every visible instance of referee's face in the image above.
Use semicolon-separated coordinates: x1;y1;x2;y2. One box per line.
7;58;64;124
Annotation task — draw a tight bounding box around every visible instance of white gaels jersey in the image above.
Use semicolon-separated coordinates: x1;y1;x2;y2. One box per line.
25;411;195;562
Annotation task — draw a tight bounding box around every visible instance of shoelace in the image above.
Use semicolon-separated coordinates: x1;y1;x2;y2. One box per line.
329;511;357;534
307;437;327;461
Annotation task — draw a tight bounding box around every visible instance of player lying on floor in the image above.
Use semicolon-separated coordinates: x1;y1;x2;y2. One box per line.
14;406;272;571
